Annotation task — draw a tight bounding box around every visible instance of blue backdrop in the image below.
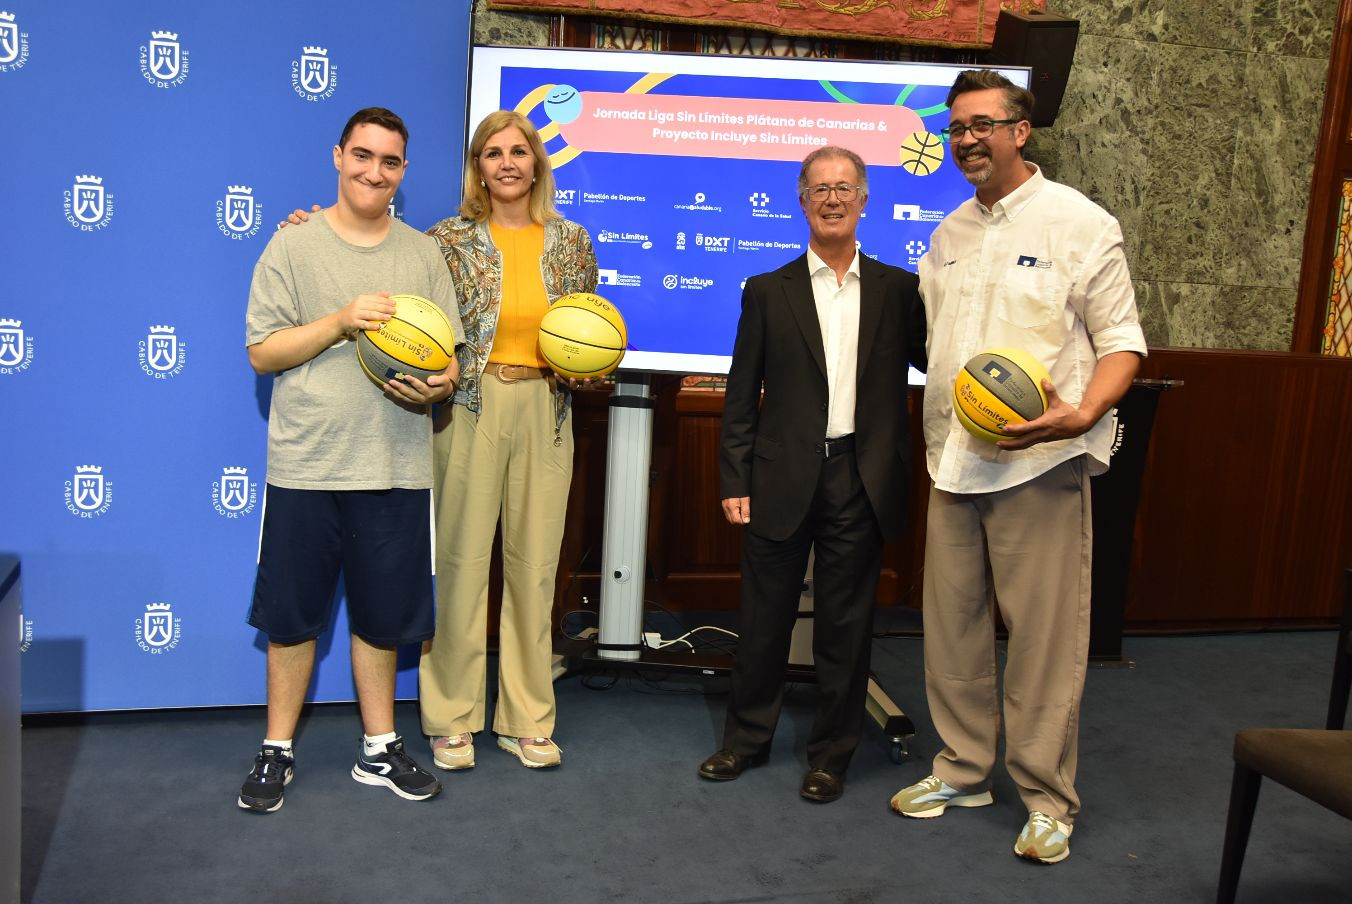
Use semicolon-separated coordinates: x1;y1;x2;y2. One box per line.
1;1;472;711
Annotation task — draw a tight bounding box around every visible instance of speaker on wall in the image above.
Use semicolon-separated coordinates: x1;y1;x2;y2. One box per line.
988;9;1079;128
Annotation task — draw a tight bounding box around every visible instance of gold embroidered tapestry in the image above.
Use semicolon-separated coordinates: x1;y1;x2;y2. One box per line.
486;0;1046;48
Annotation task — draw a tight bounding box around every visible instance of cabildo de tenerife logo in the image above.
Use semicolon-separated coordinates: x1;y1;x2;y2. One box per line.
139;30;188;88
64;175;114;231
217;185;263;239
212;466;258;518
0;318;34;374
65;465;113;518
19;611;33;653
135;602;182;654
139;325;186;378
292;46;337;101
0;11;29;72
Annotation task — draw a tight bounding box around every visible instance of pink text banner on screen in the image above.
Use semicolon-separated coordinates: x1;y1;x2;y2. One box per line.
557;92;925;165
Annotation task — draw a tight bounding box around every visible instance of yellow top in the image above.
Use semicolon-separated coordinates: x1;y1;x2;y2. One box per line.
487;221;549;368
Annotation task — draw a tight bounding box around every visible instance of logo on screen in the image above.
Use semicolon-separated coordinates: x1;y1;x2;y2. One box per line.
749;192;769;208
0;318;33;374
905;239;927;266
213;467;258;518
0;11;29;71
696;233;730;253
598;268;641;289
65;465;113;518
139;325;186;379
674;192;721;213
892;203;944;223
64;175;115;231
664;274;713;291
555;189;576;206
19;612;32;653
217;185;263;239
140;30;189;88
292;46;338;101
135;602;182;653
675;232;686;251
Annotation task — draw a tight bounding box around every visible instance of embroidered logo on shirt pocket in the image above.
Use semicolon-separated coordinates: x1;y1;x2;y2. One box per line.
997;260;1064;329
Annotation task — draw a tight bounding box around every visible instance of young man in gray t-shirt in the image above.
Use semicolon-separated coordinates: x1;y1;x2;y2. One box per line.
238;107;464;814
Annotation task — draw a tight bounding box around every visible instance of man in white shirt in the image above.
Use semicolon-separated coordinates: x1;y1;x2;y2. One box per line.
889;70;1146;863
698;147;927;802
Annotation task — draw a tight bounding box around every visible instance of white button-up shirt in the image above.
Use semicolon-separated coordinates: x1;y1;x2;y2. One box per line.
807;246;861;439
918;164;1147;494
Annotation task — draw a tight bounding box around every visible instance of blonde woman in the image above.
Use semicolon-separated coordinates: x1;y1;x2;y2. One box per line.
419;111;598;770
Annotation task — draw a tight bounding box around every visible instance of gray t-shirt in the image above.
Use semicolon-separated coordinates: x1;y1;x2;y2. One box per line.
245;212;463;491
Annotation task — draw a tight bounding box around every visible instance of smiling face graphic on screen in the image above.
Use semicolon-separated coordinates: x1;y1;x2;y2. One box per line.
799;153;867;254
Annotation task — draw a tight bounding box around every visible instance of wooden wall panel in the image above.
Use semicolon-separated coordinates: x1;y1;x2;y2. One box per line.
553;349;1352;631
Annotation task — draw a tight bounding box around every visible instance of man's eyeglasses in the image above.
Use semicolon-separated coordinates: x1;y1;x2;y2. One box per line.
939;118;1021;141
804;183;861;202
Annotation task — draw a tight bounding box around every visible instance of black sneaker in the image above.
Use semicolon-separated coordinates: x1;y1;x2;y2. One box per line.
351;737;441;801
238;745;294;813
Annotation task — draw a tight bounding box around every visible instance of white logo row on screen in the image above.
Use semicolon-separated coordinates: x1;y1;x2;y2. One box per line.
0;16;337;95
49;466;259;518
18;602;184;654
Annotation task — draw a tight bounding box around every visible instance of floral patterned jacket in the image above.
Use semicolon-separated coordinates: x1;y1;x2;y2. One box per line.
425;215;599;437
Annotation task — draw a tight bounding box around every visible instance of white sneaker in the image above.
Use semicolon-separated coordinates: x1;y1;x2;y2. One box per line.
889;774;994;818
497;735;561;768
429;732;474;771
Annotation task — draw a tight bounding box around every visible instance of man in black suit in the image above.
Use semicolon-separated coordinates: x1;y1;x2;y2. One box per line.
698;146;927;802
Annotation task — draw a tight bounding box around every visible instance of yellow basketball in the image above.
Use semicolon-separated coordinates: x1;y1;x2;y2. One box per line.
899;130;945;176
356;293;457;386
953;348;1050;443
539;292;627;380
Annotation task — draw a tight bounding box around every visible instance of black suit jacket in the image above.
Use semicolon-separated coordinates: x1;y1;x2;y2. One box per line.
719;253;928;542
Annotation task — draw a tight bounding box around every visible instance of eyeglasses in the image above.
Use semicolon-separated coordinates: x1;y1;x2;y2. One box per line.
804;183;861;202
940;118;1021;141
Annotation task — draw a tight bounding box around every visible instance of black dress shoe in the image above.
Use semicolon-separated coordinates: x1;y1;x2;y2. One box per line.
698;749;768;781
800;768;844;802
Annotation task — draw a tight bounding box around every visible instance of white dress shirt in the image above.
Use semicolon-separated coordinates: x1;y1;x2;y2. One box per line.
918;164;1147;494
806;246;861;439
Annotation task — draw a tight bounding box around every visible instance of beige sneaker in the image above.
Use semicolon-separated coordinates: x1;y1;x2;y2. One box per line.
497;736;562;768
1014;810;1073;864
890;775;993;818
429;732;474;771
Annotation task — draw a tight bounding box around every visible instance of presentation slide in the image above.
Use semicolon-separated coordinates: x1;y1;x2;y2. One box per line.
470;47;1030;375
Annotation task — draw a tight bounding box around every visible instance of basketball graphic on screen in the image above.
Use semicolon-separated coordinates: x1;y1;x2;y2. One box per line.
953;348;1050;443
539;292;627;380
899;130;945;176
356;294;457;387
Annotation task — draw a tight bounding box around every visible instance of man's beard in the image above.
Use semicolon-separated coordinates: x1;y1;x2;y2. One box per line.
956;146;993;186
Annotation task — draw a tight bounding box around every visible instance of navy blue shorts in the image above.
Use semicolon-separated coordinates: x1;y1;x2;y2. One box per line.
248;485;434;646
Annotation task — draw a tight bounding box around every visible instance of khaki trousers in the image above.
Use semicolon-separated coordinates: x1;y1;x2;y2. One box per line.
418;375;572;739
922;456;1092;823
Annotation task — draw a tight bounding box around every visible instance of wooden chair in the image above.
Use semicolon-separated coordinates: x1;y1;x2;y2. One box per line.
1216;568;1352;903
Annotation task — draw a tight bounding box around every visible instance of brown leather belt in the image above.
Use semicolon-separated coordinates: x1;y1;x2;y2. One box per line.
489;363;549;384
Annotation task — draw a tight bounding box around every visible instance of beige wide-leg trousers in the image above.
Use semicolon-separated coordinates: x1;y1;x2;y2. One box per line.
419;375;572;739
922;456;1092;823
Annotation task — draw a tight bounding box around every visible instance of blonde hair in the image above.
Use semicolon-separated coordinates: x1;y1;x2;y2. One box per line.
459;110;560;224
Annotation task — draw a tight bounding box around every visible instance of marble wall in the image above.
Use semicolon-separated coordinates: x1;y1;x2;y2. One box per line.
1018;0;1337;350
469;0;1339;350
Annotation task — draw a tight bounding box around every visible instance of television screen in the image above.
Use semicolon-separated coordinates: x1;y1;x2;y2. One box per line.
468;46;1031;376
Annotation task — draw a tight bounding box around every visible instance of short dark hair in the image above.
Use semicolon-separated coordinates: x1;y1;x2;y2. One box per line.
338;107;409;155
797;146;869;198
945;69;1035;124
